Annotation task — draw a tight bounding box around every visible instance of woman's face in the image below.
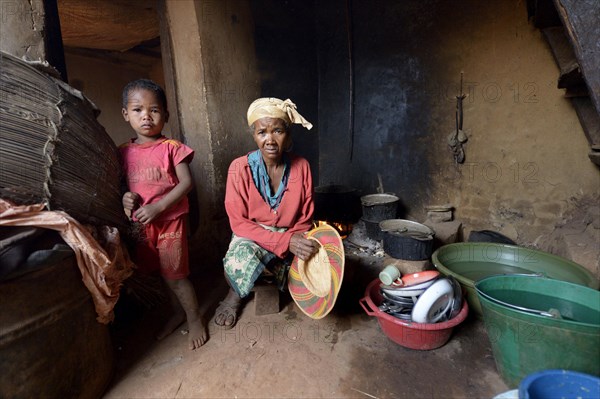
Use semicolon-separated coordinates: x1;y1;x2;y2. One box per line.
252;117;290;163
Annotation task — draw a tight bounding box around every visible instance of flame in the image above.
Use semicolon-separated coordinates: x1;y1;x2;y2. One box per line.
313;220;353;239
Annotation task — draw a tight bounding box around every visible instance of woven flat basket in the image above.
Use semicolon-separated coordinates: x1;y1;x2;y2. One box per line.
0;51;126;229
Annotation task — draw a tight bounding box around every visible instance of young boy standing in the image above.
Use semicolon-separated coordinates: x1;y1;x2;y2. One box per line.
119;79;206;350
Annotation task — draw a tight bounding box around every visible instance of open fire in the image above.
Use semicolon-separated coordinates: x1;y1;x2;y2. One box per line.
314;220;353;238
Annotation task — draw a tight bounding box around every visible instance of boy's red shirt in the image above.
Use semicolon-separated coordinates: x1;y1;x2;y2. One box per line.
120;136;194;222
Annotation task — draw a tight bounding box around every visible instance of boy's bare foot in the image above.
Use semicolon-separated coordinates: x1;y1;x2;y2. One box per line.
163;278;208;350
156;308;186;341
187;316;208;350
214;289;242;329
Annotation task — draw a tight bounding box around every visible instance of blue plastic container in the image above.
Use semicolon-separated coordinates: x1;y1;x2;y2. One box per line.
519;370;600;399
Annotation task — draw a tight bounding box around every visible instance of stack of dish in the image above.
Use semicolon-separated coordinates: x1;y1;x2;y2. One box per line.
378;271;462;323
361;278;469;350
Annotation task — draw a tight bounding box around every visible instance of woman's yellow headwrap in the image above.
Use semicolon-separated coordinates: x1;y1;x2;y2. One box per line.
247;97;313;130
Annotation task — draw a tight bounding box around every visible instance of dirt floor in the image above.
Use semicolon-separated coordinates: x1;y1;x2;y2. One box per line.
103;251;510;399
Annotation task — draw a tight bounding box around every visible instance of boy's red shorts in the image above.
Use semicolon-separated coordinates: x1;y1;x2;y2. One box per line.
134;217;189;280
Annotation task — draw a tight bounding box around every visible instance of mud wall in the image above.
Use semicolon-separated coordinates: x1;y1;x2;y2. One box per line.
64;51;165;146
189;0;261;208
163;0;261;266
5;0;596;256
249;0;319;183
316;0;599;243
0;0;46;61
61;1;262;267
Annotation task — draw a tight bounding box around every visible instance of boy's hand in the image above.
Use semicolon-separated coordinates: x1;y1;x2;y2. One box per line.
134;203;164;225
123;192;141;211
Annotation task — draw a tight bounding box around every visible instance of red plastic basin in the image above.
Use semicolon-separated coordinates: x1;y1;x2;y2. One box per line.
359;278;469;350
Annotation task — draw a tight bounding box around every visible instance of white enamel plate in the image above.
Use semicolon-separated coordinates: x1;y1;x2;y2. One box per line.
411;278;454;323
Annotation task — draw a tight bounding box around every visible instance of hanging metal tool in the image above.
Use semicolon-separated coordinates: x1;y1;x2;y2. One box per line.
448;72;468;164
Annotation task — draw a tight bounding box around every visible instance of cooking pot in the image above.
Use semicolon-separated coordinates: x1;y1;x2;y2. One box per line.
361;194;399;222
379;219;434;260
314;185;361;223
362;218;383;241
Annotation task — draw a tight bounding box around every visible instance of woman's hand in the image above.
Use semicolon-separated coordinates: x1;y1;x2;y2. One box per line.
289;232;319;261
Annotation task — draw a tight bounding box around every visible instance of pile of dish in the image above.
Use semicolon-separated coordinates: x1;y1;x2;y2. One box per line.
378;270;462;323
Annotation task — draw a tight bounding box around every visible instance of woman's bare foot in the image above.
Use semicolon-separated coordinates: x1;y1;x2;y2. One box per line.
214;289;242;329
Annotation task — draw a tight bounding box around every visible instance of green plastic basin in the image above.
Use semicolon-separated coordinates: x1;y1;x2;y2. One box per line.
475;275;600;387
432;243;599;316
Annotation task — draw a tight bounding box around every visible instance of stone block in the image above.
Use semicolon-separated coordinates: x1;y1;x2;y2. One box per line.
427;211;453;223
423;219;463;246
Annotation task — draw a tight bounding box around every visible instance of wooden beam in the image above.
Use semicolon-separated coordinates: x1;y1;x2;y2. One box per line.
554;0;600;114
63;46;158;70
571;97;600;148
541;27;584;89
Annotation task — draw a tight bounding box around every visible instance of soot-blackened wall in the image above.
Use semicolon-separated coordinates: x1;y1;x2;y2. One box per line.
250;0;319;184
251;0;599;244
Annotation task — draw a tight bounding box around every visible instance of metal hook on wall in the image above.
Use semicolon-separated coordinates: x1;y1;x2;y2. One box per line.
448;72;468;164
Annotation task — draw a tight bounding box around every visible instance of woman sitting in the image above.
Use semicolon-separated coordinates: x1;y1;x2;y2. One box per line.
214;97;318;329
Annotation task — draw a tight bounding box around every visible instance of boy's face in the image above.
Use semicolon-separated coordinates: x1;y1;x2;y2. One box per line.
122;88;168;142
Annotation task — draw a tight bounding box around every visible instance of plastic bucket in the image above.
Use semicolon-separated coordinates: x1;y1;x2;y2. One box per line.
475;275;600;388
519;369;600;399
359;279;468;350
432;243;599;317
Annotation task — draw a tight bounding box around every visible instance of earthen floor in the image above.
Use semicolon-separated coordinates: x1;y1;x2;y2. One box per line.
103;254;509;399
